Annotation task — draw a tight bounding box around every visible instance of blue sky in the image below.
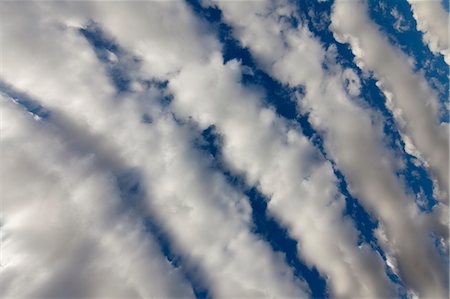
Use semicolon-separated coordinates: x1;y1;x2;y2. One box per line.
0;1;448;298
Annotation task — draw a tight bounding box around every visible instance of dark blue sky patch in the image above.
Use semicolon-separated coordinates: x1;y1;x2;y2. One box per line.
116;169;144;204
142;78;169;90
430;232;450;293
197;125;221;158
139;79;174;108
431;232;450;268
79;22;139;93
141;113;153;124
443;0;450;12
0;81;51;119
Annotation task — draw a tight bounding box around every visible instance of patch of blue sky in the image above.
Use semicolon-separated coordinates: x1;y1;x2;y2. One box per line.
0;81;51;119
431;232;450;270
367;0;449;123
195;125;329;299
294;0;438;214
79;22;139;94
185;1;408;296
80;25;174;113
142;217;212;299
430;231;450;293
442;0;450;13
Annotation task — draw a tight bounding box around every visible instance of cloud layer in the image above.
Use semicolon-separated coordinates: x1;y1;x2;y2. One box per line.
1;1;448;298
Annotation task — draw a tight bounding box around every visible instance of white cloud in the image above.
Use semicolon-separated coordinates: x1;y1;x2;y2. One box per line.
0;2;308;298
330;0;449;204
213;0;449;298
2;1;448;298
0;96;194;299
407;0;450;64
329;1;449;297
169;51;394;298
87;1;220;79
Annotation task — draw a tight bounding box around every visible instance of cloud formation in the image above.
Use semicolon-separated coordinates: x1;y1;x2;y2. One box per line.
210;1;448;297
331;0;449;206
407;0;450;64
1;1;448;299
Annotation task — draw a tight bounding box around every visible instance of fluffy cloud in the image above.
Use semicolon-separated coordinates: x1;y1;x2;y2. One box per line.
169;51;394;298
407;0;450;64
0;96;195;298
213;0;448;297
1;1;448;298
330;0;449;206
0;2;308;298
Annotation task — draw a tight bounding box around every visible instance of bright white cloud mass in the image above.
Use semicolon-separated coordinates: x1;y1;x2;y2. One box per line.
0;1;448;299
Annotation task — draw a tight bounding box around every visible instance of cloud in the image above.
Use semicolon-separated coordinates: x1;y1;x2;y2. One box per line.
0;2;308;298
342;68;362;97
407;0;450;64
330;0;449;205
0;96;194;299
212;0;448;297
1;1;448;298
86;1;221;79
329;0;449;297
391;7;411;33
169;49;393;298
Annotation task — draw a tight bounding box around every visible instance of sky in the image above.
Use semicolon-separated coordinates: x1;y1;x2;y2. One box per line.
0;1;449;298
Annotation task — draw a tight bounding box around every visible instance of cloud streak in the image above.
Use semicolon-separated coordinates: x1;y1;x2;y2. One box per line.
330;0;449;206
